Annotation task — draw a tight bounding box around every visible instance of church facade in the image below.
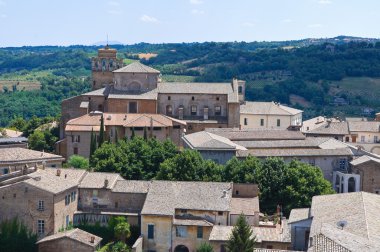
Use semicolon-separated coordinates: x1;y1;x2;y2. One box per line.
60;46;245;141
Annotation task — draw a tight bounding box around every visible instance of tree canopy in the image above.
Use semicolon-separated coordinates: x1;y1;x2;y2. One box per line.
0;218;37;252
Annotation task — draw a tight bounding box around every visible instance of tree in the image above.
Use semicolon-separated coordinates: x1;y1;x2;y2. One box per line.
156;149;222;181
98;115;105;148
226;214;256;252
143;127;148;140
0;218;37;252
113;217;131;243
197;242;214;252
28;130;47;151
67;155;89;169
89;128;97;166
130;127;135;139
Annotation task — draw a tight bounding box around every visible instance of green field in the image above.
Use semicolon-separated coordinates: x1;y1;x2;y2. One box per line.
330;77;380;98
0;80;41;92
161;75;196;82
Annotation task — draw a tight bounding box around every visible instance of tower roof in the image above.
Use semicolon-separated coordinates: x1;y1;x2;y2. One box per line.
113;62;160;74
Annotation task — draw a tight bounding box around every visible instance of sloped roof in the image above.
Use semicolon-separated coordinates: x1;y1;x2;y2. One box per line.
65;113;186;132
158;82;239;103
108;86;158;100
78;172;122;189
24;168;86;195
230;197;260;215
237;148;353;157
0;137;28;144
111;180;151;193
205;128;305;141
235;137;339;149
348;121;380;132
310;192;380;246
306;121;349;135
288;208;310;224
141;180;232;215
36;228;102;247
183;131;246;151
240;101;302;115
113;62;160;74
0;148;64;164
350;155;380;166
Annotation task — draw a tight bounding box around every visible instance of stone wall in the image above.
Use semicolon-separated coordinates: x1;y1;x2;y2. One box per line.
38;237;98;252
114;72;159;92
106;99;157;114
352;161;380;193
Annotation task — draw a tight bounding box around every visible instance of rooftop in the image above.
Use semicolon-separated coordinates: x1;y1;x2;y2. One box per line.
305;121;349;135
36;228;102;247
288;208;310;224
230;197;260;215
78;172;122;189
237;147;353;158
350;155;380;166
183;131;246;151
0;148;64;164
309;192;380;247
65;113;186;132
113;62;160;74
205;128;305;141
111;180;151;193
141;180;233;216
348;121;380;132
240;101;302;116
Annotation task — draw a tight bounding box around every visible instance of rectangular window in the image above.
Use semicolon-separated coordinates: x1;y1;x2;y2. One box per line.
66;215;70;227
38;200;44;211
176;226;188;238
218;211;223;216
260;119;264;126
37;220;45;235
215;106;221;116
73;147;78;155
129;102;137;113
339;158;346;169
73;135;80;142
375;136;378;143
197;226;203;239
361;136;365;142
71;192;74;202
191;105;197;116
148;224;154;239
277;119;281;127
244;118;248;126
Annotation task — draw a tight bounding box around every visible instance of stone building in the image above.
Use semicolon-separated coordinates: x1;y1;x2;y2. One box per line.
240;101;303;130
0;147;64;175
0;168;85;239
63;112;186;158
61;46;244;140
37;228;102;252
350;155;380;194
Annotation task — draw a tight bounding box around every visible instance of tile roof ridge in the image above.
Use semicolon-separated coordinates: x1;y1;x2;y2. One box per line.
361;192;370;240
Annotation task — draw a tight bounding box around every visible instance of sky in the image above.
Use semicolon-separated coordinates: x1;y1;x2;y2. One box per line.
0;0;380;47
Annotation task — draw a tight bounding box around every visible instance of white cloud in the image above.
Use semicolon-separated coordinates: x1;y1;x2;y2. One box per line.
190;0;203;5
308;23;323;28
108;1;120;6
281;18;292;23
140;14;159;23
318;0;332;4
241;22;255;27
191;9;205;15
107;10;122;15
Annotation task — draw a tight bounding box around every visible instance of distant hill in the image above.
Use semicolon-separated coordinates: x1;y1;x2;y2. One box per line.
91;40;124;46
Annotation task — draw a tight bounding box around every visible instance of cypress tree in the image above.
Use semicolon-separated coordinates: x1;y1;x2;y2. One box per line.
89;128;97;166
226;214;256;252
114;128;119;144
98;115;104;148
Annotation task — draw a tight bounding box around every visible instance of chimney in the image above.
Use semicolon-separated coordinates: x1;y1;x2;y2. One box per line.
56;169;61;176
90;236;95;243
222;190;227;198
104;179;109;188
253;211;260;227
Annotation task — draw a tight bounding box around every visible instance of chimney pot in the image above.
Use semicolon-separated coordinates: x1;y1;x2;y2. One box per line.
56;169;61;176
90;236;95;243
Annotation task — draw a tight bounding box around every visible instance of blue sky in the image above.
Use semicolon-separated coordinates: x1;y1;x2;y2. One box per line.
0;0;379;46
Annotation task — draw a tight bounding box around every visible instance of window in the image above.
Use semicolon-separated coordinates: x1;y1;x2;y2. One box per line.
115;202;119;208
176;226;188;238
375;136;378;143
244;118;248;126
191;96;195;101
361;136;365;143
277;119;281;127
218;211;223;216
339;158;346;170
129;102;137;113
168;96;171;100
260;119;264;126
197;226;203;238
220;245;226;252
2;168;9;174
166;105;173;116
215;106;221;116
71;192;75;202
93;190;98;197
216;97;220;101
235;190;239;195
73;191;76;201
180;209;187;214
73;147;78;155
38;200;44;211
65;195;69;205
37;220;45;235
66;215;70;227
98;104;103;111
191;105;197;116
238;86;243;94
148;224;154;239
266;245;273;249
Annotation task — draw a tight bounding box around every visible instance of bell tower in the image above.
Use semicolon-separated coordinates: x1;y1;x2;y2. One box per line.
91;45;123;90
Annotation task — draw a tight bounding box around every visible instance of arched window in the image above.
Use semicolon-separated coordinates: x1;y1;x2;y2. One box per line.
348;177;356;192
166;105;173;115
128;82;141;92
